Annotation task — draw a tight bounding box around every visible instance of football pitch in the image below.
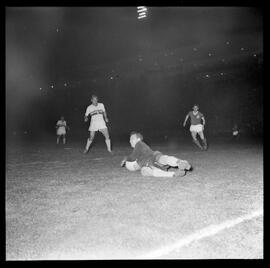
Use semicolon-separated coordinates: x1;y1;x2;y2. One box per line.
5;139;263;260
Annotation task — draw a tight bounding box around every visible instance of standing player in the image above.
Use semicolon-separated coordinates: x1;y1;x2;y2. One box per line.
183;104;207;150
84;95;112;154
56;116;69;145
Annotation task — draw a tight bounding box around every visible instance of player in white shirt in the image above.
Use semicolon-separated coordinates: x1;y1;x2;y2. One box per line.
56;116;69;145
84;95;112;154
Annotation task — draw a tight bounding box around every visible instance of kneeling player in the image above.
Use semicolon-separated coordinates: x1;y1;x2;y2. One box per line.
121;132;192;177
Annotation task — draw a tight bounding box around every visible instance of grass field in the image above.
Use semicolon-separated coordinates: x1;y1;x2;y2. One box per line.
5;139;263;260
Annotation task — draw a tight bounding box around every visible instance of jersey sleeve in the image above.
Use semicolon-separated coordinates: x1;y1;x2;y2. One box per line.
100;103;105;112
126;144;141;162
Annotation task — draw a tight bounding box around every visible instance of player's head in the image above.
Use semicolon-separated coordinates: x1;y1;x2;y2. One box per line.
193;104;199;112
60;115;64;120
91;95;98;105
129;131;143;148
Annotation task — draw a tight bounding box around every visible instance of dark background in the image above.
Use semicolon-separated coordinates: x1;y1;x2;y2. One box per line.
6;7;263;143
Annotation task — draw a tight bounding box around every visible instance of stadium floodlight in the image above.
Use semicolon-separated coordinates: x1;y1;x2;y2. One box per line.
137;6;148;20
138;15;147;19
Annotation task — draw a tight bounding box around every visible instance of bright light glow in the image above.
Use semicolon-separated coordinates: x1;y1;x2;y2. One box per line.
138;11;146;16
137;6;148;19
137;7;147;12
205;74;210;78
241;47;244;51
208;53;212;56
138;15;146;19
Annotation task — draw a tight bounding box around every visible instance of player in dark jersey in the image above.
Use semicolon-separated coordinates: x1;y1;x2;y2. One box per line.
183;104;207;150
121;132;192;177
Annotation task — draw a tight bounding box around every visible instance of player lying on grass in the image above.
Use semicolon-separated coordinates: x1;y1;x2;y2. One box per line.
121;131;192;177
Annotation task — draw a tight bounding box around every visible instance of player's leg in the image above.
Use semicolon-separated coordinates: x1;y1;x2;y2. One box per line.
84;131;95;153
56;135;60;144
63;134;66;145
157;154;192;171
141;166;185;177
198;131;207;150
100;128;112;152
191;131;203;150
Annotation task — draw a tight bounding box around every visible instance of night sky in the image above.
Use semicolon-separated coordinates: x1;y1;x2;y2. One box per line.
6;7;263;141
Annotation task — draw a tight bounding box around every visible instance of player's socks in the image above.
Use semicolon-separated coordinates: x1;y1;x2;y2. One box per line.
193;139;203;150
141;166;175;177
173;169;186;177
105;139;111;152
202;138;207;150
177;159;192;171
84;138;92;153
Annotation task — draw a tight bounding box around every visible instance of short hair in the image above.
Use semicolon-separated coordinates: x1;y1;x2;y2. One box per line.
91;95;98;100
130;131;143;141
193;104;199;109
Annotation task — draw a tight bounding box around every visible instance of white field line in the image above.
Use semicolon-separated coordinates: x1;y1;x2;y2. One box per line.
139;209;263;259
6;158;105;168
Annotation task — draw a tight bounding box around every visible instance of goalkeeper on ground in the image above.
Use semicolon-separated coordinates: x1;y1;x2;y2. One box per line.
121;131;192;177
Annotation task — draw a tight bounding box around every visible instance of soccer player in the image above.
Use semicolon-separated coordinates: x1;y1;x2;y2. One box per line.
183;104;207;150
56;116;69;145
84;95;112;154
232;123;240;142
121;132;192;177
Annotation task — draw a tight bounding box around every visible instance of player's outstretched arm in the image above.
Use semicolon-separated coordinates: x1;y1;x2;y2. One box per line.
202;116;206;127
183;114;189;127
103;109;109;123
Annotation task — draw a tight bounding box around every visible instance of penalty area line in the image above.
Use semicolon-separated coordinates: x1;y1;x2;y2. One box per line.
139;209;263;259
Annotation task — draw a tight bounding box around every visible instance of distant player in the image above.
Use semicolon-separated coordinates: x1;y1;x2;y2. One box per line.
84;95;112;154
56;116;69;145
232;123;240;142
183;104;207;150
121;131;192;177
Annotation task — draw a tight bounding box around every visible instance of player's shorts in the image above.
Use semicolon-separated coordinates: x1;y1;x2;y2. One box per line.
190;124;203;133
143;151;163;167
57;127;66;136
89;120;107;132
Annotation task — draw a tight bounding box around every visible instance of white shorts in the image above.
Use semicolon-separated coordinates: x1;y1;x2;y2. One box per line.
57;127;66;136
190;124;203;133
89;120;107;132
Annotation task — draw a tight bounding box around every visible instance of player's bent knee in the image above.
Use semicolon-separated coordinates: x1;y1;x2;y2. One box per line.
141;166;154;177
